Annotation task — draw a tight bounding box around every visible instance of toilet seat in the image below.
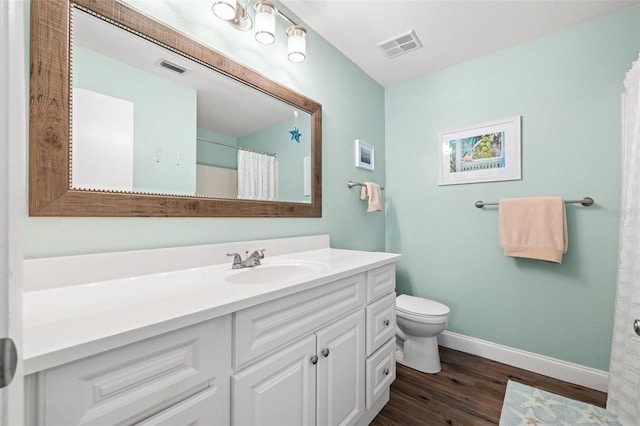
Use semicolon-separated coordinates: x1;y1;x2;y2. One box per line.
396;294;450;322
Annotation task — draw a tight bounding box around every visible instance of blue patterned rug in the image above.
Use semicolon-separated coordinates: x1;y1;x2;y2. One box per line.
499;380;621;425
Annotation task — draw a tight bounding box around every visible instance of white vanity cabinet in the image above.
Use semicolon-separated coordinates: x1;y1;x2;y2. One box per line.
25;316;232;426
359;264;397;424
23;237;401;426
232;273;366;426
232;265;398;426
233;310;365;426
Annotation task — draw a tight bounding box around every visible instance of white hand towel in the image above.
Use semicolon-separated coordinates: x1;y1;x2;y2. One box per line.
360;182;382;212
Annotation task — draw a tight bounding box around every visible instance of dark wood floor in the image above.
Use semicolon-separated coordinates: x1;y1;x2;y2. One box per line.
371;346;607;425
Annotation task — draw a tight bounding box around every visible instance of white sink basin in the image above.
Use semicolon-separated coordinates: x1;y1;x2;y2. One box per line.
225;261;329;284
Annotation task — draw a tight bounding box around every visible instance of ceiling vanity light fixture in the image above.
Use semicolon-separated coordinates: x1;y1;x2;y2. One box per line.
211;0;237;20
254;1;276;44
286;25;306;63
211;0;307;63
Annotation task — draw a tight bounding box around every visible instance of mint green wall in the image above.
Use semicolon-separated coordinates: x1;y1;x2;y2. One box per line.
197;128;238;169
240;116;312;202
385;7;640;371
24;0;386;257
73;47;197;195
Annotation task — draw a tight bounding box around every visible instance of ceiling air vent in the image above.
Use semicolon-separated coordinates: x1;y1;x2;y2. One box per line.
377;30;422;59
159;59;188;74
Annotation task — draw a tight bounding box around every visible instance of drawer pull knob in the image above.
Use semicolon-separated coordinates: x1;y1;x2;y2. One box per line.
383;368;390;376
322;348;330;358
383;319;390;326
311;355;318;365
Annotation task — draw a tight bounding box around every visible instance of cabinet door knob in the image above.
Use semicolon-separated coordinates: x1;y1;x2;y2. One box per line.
383;319;390;326
311;355;318;365
383;368;390;376
0;338;17;389
322;348;330;358
634;319;640;336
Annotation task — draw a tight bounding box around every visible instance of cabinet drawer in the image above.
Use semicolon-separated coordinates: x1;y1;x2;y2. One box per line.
365;338;396;410
136;387;223;425
366;292;396;356
234;273;366;369
366;264;396;302
41;316;232;426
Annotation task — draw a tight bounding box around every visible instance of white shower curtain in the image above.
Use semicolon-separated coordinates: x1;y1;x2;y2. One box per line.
607;54;640;425
237;150;278;201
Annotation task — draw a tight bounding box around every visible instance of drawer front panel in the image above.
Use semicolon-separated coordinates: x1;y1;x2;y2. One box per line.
43;316;232;426
135;387;223;425
366;264;396;302
234;273;366;369
366;292;396;356
365;338;396;410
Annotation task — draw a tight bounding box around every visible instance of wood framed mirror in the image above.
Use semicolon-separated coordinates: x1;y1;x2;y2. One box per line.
29;0;322;217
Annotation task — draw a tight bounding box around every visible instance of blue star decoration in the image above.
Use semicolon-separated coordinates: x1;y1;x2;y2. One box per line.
289;127;302;143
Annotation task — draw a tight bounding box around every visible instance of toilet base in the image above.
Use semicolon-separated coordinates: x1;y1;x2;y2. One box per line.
396;335;441;374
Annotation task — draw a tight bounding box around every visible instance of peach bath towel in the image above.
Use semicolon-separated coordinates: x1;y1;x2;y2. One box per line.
360;182;382;212
498;197;568;263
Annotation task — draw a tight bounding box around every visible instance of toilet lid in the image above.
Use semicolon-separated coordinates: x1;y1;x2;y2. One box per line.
396;294;450;317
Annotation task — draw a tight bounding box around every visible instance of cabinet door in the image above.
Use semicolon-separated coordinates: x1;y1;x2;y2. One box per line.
232;335;316;426
316;310;365;426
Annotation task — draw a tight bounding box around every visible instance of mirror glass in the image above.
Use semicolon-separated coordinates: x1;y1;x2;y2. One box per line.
30;0;321;217
71;6;312;203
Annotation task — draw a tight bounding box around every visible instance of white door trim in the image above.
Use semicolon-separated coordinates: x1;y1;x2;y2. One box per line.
0;0;27;424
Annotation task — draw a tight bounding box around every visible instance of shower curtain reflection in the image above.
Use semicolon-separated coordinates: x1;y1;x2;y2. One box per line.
237;150;278;201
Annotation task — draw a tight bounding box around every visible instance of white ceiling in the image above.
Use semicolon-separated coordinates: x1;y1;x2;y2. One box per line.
74;7;300;137
281;0;640;88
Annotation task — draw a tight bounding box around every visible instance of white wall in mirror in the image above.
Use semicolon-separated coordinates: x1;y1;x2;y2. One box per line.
72;88;134;191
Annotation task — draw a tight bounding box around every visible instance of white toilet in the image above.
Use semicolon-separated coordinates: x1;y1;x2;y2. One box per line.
395;294;450;374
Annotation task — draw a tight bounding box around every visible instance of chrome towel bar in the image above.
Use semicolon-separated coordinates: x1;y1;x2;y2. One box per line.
347;180;385;190
475;197;594;208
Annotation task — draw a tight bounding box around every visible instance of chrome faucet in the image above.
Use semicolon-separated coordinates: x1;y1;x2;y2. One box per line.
227;249;265;269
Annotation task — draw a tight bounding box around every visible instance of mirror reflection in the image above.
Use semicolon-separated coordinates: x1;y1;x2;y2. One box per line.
71;7;312;203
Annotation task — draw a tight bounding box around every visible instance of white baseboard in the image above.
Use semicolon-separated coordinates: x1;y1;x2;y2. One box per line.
438;331;609;393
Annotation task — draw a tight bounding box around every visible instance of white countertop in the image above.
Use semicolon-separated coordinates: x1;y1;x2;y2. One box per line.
24;237;400;374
